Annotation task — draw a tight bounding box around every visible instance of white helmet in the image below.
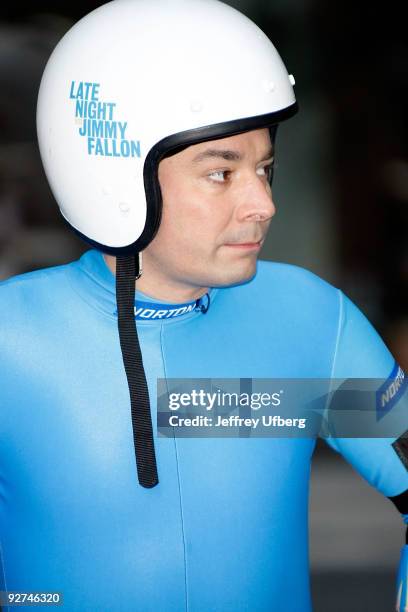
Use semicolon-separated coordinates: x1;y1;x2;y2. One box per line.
37;0;297;255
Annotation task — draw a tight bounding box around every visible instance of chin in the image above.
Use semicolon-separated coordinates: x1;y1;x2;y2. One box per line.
210;258;258;288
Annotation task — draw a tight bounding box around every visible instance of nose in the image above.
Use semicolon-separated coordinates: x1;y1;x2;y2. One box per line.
235;176;276;223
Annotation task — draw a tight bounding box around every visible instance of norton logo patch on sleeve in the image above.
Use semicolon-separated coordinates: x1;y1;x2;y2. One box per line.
376;361;407;421
69;81;141;158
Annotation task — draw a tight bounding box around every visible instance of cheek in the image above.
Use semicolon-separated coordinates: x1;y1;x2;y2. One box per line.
161;188;225;240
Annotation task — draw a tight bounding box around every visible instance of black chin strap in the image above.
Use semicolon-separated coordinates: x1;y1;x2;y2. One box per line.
116;253;159;488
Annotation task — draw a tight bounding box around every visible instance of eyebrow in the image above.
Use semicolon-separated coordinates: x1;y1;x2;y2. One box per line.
192;146;274;164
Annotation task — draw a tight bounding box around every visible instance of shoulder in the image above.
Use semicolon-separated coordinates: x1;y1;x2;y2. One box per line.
0;260;72;291
333;286;396;377
215;258;342;331
251;258;341;307
256;258;337;290
0;259;77;317
0;261;71;289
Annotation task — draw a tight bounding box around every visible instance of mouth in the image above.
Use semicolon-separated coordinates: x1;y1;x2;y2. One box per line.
223;239;263;251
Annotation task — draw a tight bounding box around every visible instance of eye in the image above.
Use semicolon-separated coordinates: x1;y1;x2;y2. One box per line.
207;169;231;183
256;161;275;182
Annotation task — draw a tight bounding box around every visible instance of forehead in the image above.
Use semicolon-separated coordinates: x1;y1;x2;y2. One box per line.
187;127;272;159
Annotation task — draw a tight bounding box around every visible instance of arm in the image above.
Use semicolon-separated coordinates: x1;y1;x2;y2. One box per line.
323;290;408;610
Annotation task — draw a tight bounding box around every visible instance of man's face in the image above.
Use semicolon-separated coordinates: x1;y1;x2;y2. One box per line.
145;128;275;288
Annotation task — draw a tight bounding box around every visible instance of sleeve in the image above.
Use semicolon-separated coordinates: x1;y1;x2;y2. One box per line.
323;290;408;506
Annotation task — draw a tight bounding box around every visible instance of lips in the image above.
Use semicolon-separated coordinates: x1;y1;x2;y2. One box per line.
224;239;263;247
224;240;262;249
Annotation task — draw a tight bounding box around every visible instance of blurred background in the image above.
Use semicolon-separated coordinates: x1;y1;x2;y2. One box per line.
0;1;407;609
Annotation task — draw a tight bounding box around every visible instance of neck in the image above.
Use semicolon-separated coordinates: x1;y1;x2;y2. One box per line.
103;253;209;303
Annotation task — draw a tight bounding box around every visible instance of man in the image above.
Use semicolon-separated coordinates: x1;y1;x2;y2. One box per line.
1;1;407;611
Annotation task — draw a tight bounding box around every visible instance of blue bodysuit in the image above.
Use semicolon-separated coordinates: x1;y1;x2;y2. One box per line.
1;249;407;611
